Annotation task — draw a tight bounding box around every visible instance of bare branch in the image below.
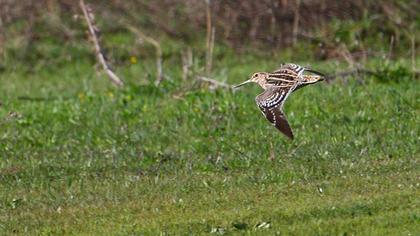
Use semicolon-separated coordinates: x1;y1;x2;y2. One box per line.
341;44;357;68
325;69;378;81
387;35;394;61
181;47;193;81
207;27;215;75
327;67;420;81
292;0;300;46
126;25;164;85
205;0;214;76
196;76;231;90
411;36;416;80
79;0;124;87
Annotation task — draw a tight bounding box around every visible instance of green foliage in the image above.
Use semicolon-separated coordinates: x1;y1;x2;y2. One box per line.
373;62;414;83
0;51;419;235
0;2;418;233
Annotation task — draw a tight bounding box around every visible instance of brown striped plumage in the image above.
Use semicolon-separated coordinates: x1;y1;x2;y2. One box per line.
233;63;325;139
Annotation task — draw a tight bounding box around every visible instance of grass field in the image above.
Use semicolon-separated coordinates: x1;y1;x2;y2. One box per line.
0;52;419;235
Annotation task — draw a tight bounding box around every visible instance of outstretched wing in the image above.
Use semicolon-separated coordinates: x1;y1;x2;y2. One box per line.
268;63;325;87
275;63;325;77
274;63;305;76
266;63;305;86
255;87;294;139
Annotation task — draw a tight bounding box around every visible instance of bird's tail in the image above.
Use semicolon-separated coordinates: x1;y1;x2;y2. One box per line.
303;74;324;83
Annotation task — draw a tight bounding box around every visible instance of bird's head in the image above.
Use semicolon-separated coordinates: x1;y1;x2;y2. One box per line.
233;72;268;89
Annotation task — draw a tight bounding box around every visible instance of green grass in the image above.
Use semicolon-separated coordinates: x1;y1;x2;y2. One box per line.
0;51;419;235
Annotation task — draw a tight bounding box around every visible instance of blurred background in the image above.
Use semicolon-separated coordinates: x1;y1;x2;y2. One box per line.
0;0;418;82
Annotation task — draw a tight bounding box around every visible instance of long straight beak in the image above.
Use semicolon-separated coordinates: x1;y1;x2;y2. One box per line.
233;80;251;89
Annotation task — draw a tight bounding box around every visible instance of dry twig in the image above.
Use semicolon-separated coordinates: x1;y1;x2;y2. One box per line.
126;25;163;85
387;35;394;61
79;0;124;87
338;44;357;69
205;0;215;76
292;0;301;46
411;36;416;80
181;47;193;81
325;68;377;81
196;76;231;90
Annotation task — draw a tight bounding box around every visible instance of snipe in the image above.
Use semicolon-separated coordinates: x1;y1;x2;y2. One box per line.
234;63;325;139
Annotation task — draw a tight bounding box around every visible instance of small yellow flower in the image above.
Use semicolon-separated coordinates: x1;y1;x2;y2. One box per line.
78;92;85;101
130;56;137;64
107;91;114;98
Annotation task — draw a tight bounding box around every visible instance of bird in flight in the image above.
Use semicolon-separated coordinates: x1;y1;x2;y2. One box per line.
233;63;325;139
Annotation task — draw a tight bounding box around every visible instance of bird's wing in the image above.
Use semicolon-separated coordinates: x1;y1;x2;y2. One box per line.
275;63;325;77
255;87;294;139
266;63;305;86
274;63;306;76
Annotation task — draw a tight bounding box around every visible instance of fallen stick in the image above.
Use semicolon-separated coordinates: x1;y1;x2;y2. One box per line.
79;0;124;87
196;76;231;90
325;69;378;81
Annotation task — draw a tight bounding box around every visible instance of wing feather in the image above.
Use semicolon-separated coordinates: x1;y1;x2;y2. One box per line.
267;63;307;86
274;63;305;76
255;87;294;139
